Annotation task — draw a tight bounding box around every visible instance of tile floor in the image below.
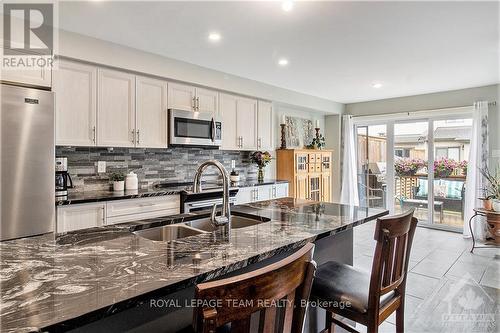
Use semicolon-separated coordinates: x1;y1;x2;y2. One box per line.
339;222;500;333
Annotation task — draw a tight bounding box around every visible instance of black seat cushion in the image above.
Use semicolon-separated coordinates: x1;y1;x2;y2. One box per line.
310;261;394;314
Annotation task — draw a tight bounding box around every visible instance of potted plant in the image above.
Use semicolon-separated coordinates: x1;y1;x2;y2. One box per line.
434;157;457;178
250;151;272;182
110;172;125;191
395;158;426;177
479;165;500;211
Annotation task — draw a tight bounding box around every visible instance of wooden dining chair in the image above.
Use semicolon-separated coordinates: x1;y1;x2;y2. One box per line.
193;243;316;333
311;209;418;333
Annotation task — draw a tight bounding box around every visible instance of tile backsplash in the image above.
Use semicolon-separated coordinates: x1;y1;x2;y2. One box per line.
56;147;256;192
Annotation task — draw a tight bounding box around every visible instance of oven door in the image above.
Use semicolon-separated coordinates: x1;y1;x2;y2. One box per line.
169;109;222;147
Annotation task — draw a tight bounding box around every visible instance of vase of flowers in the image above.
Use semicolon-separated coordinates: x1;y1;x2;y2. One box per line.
395;158;426;177
250;151;272;182
434;158;457;178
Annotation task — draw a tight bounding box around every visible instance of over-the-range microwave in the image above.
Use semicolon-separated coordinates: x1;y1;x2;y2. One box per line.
169;109;222;148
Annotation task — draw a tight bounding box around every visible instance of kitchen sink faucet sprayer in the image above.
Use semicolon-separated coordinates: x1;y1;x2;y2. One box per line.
193;160;231;227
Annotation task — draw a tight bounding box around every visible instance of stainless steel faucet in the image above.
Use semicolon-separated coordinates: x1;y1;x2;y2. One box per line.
193;160;231;227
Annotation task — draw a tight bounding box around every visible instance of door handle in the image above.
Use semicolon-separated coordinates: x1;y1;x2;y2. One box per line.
210;118;216;142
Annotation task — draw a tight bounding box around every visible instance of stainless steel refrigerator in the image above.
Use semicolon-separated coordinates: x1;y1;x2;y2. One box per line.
1;84;54;240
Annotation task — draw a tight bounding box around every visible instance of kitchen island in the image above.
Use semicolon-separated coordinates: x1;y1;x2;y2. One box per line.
0;198;387;332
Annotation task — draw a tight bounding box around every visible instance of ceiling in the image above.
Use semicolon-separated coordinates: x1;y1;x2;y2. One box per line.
58;1;499;104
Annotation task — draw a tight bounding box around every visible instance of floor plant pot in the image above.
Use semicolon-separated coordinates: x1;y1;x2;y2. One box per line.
486;210;500;245
113;181;125;191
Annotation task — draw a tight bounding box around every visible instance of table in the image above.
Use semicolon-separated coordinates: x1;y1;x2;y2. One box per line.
468;208;500;252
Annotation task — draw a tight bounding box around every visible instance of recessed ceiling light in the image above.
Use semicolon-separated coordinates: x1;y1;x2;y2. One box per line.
278;58;289;66
372;82;383;89
282;1;294;12
208;32;221;42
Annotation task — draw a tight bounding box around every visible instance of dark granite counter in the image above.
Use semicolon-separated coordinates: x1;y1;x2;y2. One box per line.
55;179;289;206
1;198;387;332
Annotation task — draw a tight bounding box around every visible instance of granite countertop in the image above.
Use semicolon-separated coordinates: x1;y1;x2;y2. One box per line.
55;179;289;205
1;198;387;332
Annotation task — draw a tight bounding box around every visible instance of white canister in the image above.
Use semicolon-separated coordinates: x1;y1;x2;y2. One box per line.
125;172;138;190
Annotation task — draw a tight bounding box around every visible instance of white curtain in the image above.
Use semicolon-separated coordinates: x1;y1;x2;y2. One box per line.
340;115;359;205
463;101;489;238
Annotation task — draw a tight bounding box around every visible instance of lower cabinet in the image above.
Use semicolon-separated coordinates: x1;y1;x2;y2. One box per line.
235;183;289;205
56;195;180;233
56;202;105;233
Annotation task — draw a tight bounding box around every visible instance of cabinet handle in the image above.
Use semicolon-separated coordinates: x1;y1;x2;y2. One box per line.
131;129;135;143
196;97;200;111
258;137;261;148
273;186;276;198
136;129;140;145
192;96;197;110
241;136;244;147
92;126;96;143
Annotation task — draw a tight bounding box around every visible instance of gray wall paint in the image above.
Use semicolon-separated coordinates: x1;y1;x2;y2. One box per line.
58;30;344;114
345;84;500;165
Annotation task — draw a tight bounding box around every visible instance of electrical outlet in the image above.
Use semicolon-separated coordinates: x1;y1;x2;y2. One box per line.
97;161;106;173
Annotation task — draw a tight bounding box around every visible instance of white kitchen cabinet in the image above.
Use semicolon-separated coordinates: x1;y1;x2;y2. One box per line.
97;68;136;147
235;183;288;205
195;87;218;114
136;76;168;148
56;202;105;233
220;93;257;151
237;97;258;150
220;93;239;150
106;195;180;225
270;183;289;199
167;82;196;111
1;48;52;88
257;100;273;151
167;83;218;114
54;60;97;146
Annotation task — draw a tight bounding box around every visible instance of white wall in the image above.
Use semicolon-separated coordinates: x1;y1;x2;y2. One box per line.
58;29;344;114
346;84;500;165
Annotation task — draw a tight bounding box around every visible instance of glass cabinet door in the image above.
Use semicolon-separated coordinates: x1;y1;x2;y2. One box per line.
296;153;308;174
308;175;321;201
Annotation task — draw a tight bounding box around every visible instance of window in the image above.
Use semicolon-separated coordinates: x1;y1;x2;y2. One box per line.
395;148;410;158
435;147;460;160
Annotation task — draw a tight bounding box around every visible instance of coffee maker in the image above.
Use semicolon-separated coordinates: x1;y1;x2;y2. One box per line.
55;157;73;197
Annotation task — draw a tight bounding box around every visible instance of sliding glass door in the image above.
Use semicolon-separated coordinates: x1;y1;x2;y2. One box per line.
354;111;472;232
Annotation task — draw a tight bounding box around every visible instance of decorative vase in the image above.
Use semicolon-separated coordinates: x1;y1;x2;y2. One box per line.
492;199;500;212
257;166;264;182
113;181;124;191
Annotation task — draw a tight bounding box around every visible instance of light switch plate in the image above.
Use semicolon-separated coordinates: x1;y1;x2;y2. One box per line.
97;161;106;173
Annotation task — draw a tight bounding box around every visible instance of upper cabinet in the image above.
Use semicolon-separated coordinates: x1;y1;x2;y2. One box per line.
257;100;273;151
237;97;258;150
97;69;136;147
54;60;97;146
220;93;257;151
136;76;168;148
1;48;52;88
195;87;218;114
167;83;218;114
167;82;196;111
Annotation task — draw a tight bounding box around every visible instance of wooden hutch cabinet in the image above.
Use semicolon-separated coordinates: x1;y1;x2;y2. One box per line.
276;149;333;202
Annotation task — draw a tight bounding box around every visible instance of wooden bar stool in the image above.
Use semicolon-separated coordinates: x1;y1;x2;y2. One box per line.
193;243;316;333
311;209;418;333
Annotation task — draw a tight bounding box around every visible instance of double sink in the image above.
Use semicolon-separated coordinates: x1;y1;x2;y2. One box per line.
133;214;270;242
